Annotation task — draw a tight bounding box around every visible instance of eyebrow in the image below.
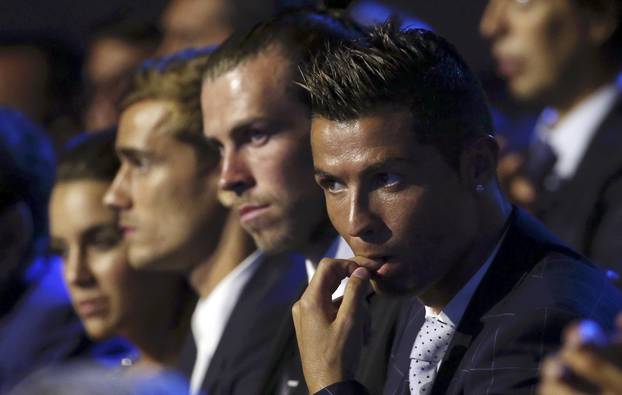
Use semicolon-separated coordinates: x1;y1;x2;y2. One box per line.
116;147;155;161
314;157;418;178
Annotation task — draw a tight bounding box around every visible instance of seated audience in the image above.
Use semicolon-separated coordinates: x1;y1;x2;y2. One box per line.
104;47;304;395
480;0;622;273
292;23;622;394
200;8;403;394
50;130;193;373
0;108;124;392
0;35;82;152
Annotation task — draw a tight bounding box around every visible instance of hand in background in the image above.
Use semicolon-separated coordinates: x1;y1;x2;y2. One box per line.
539;314;622;395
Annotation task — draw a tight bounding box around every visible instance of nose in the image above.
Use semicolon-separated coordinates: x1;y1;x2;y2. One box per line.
64;247;95;288
480;0;506;39
219;147;254;196
103;166;132;210
346;189;381;241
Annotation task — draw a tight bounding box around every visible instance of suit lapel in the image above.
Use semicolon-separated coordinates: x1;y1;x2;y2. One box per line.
433;208;557;394
537;96;622;250
201;252;307;394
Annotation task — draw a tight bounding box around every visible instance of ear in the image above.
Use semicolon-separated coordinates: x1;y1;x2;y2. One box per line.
586;0;619;46
459;135;499;192
0;201;34;280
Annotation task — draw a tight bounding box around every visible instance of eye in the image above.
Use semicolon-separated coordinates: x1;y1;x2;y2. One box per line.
49;244;68;259
248;129;269;146
317;177;346;194
375;172;402;189
90;227;123;251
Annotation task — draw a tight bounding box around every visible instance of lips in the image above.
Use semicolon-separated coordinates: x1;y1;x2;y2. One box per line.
354;254;394;274
238;203;271;224
492;50;524;79
119;219;137;237
76;297;108;318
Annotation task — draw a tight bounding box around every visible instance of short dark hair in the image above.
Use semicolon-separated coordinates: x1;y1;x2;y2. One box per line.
203;7;364;105
0;107;55;259
300;23;494;170
56;129;119;183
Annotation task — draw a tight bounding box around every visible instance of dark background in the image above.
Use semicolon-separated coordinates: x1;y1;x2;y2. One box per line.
0;0;493;74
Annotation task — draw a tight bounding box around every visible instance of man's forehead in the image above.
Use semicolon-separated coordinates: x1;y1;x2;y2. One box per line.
117;100;182;149
201;49;300;138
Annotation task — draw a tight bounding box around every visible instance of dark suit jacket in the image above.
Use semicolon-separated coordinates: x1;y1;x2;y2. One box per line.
0;256;132;393
318;208;622;395
196;252;308;395
533;96;622;273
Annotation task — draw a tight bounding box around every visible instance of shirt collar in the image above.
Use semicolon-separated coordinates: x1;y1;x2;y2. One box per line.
535;79;621;179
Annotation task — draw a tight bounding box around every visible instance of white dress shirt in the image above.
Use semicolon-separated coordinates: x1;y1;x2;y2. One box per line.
424;227;507;370
305;236;354;300
534;80;620;180
189;250;263;395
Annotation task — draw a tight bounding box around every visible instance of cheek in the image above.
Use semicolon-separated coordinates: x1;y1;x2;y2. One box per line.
90;249;134;301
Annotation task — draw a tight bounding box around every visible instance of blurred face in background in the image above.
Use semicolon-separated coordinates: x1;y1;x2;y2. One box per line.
50;180;178;339
105;99;223;271
480;0;616;104
0;47;49;122
158;0;232;55
83;37;153;131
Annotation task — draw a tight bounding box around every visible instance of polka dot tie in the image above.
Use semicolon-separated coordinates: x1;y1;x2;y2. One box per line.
408;315;456;394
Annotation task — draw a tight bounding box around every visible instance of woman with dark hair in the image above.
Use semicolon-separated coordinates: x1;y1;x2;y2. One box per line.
49;129;193;373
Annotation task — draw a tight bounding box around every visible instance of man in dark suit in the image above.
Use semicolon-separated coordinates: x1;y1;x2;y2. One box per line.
201;9;403;394
480;0;622;273
103;48;306;394
293;24;622;394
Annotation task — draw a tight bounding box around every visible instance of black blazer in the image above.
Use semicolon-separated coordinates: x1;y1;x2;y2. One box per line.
198;252;308;395
534;96;622;273
318;208;622;395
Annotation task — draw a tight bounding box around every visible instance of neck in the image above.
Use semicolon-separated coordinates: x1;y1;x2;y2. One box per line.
550;62;619;121
190;210;256;298
419;194;512;314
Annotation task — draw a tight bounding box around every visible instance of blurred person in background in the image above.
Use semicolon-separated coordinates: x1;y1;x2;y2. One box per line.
50;130;193;374
157;0;317;55
83;18;161;131
0;108;126;393
480;0;622;273
0;35;82;152
104;47;304;395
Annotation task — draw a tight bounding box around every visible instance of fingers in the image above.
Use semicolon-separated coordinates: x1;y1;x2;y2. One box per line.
336;267;370;327
308;258;359;302
561;347;622;393
539;357;583;395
